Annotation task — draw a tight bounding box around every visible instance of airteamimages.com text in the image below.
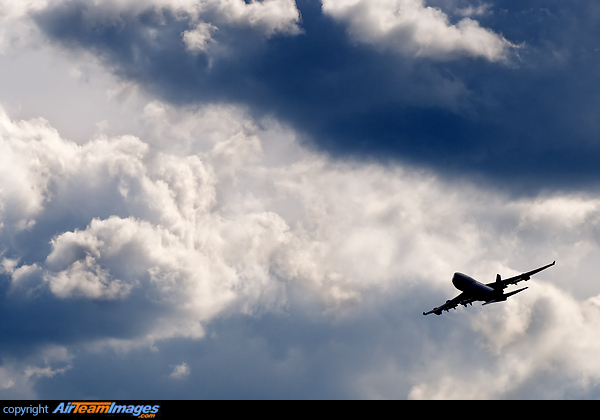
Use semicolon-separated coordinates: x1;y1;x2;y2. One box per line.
2;402;161;417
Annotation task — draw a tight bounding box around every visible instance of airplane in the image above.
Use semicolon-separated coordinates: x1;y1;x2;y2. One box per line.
423;261;555;316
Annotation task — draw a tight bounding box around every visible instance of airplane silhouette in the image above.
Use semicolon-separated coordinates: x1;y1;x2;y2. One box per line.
423;261;555;315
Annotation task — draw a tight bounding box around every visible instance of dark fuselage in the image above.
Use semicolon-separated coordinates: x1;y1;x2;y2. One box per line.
452;272;497;300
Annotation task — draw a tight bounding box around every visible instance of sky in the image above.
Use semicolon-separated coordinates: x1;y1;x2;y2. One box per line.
2;0;600;400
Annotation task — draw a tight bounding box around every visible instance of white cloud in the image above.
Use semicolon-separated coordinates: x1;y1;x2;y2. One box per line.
71;0;302;36
406;284;600;399
4;100;600;397
182;21;218;53
0;0;301;56
170;362;190;379
455;2;493;17
197;0;302;37
0;109;76;232
72;0;303;39
320;0;514;61
0;345;71;399
0;0;49;54
0;104;595;312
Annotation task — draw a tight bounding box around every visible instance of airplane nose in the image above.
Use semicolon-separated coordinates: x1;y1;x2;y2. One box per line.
452;273;460;287
452;273;471;291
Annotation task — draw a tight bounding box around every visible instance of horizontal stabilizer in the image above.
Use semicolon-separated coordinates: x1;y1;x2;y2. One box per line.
482;287;528;306
504;286;528;298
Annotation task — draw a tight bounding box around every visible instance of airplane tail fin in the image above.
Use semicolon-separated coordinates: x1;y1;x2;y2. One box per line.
494;273;502;289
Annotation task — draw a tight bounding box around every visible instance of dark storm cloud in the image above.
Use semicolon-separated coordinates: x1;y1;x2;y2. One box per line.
32;0;600;192
31;285;480;399
0;272;169;357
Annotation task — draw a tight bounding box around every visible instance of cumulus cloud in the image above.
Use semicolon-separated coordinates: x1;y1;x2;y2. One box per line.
75;0;303;39
3;0;600;401
200;0;302;36
170;362;190;379
0;0;303;80
320;0;514;61
0;105;304;345
3;100;600;398
454;2;493;18
406;285;600;399
0;0;49;53
0;345;71;399
182;21;218;53
4;0;511;62
93;0;303;36
0;110;76;232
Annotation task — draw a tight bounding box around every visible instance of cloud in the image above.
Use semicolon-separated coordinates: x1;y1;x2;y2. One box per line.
204;0;302;36
24;0;301;44
27;0;600;192
182;21;218;53
4;2;600;398
170;362;190;379
407;284;600;399
320;0;514;61
454;1;493;18
0;345;71;399
4;100;600;397
2;101;600;312
0;110;76;232
0;0;49;53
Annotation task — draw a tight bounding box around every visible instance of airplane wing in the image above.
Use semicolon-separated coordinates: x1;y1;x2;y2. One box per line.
423;293;477;316
486;261;555;290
